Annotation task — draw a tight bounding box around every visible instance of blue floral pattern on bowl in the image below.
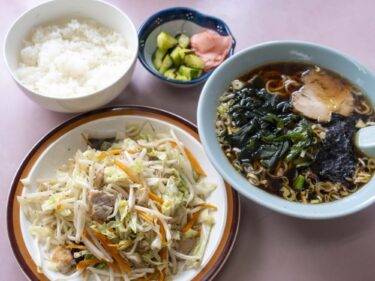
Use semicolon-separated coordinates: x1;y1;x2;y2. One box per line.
138;7;236;87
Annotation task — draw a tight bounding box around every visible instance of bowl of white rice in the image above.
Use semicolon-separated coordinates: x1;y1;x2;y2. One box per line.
4;0;138;113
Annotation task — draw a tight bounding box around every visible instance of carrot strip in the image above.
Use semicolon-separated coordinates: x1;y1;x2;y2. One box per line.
107;262;120;273
158;269;166;281
115;160;163;204
169;141;206;176
192;203;218;210
181;211;201;233
92;230;132;273
160;247;167;261
97;149;123;160
158;220;166;244
148;191;163;204
114;159;140;183
65;244;87;250
183;147;206;177
76;259;98;271
134;277;149;281
136;210;154;223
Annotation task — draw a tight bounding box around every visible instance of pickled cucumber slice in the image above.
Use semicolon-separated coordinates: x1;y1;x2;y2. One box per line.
157;32;177;51
170;46;183;66
159;55;173;74
178;33;190;48
184;54;204;69
164;68;176;79
152;48;167;70
178;65;202;80
175;73;189;81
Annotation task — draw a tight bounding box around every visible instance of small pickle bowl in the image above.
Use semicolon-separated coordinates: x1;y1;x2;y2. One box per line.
138;7;236;88
4;0;138;113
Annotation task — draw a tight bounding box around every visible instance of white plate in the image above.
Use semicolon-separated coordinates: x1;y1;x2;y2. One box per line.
8;106;240;281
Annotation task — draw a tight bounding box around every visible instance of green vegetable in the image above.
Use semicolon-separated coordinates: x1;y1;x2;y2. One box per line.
85;254;95;260
104;166;128;183
152;31;205;80
224;86;319;170
184;54;204;69
293;175;305;191
159;54;173;74
95;262;107;269
157;32;177;50
170;46;183;66
178;65;201;80
178;33;190;48
164;68;176;79
175;73;189;81
152;48;167;70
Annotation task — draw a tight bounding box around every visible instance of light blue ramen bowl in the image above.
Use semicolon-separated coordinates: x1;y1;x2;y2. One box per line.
197;40;375;219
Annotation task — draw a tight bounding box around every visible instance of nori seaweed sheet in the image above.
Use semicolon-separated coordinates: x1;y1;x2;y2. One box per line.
312;113;357;188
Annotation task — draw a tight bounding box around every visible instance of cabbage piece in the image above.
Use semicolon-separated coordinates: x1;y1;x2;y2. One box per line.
161;194;183;216
149;149;168;161
183;228;199;239
29;225;53;241
132;158;144;174
104;166;129;183
189;223;212;267
41;196;57;211
195;179;217;197
56;207;72;217
197;208;215;225
118;200;128;221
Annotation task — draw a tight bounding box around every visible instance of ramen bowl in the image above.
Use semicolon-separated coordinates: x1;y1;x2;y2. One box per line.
197;40;375;219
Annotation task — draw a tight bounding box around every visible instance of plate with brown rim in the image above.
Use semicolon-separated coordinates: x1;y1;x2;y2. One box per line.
7;106;240;281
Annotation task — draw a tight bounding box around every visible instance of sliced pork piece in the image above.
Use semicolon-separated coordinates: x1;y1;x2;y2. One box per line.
191;29;232;71
291;70;354;122
93;167;104;189
89;190;115;222
51;246;73;272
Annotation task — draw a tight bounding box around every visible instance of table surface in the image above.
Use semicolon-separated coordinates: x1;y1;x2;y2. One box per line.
2;0;375;280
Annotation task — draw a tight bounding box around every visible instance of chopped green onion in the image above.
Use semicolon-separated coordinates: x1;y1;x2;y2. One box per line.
94;262;107;269
293;175;305;191
84;254;95;260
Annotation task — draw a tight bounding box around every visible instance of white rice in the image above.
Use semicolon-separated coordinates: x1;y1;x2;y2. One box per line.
16;18;133;98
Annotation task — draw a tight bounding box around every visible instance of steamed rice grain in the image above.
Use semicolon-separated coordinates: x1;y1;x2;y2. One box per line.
16;19;133;98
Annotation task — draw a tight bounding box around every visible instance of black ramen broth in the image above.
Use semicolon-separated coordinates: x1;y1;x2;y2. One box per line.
216;63;375;203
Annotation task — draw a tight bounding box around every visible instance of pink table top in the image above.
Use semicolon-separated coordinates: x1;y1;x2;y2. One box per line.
2;1;375;280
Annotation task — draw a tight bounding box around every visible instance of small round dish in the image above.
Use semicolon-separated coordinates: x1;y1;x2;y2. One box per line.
4;0;138;113
197;40;375;219
7;106;240;281
138;7;236;88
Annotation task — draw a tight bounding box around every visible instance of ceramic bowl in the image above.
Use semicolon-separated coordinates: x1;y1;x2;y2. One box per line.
138;7;236;88
4;0;138;113
197;40;375;219
7;106;240;281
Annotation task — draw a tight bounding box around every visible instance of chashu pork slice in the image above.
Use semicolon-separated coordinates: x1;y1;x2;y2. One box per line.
291;70;354;122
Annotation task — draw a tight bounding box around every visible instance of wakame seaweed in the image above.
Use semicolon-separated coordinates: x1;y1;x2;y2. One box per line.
224;85;318;170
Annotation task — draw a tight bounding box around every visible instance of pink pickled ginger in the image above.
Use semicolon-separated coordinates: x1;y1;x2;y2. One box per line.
191;29;233;71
